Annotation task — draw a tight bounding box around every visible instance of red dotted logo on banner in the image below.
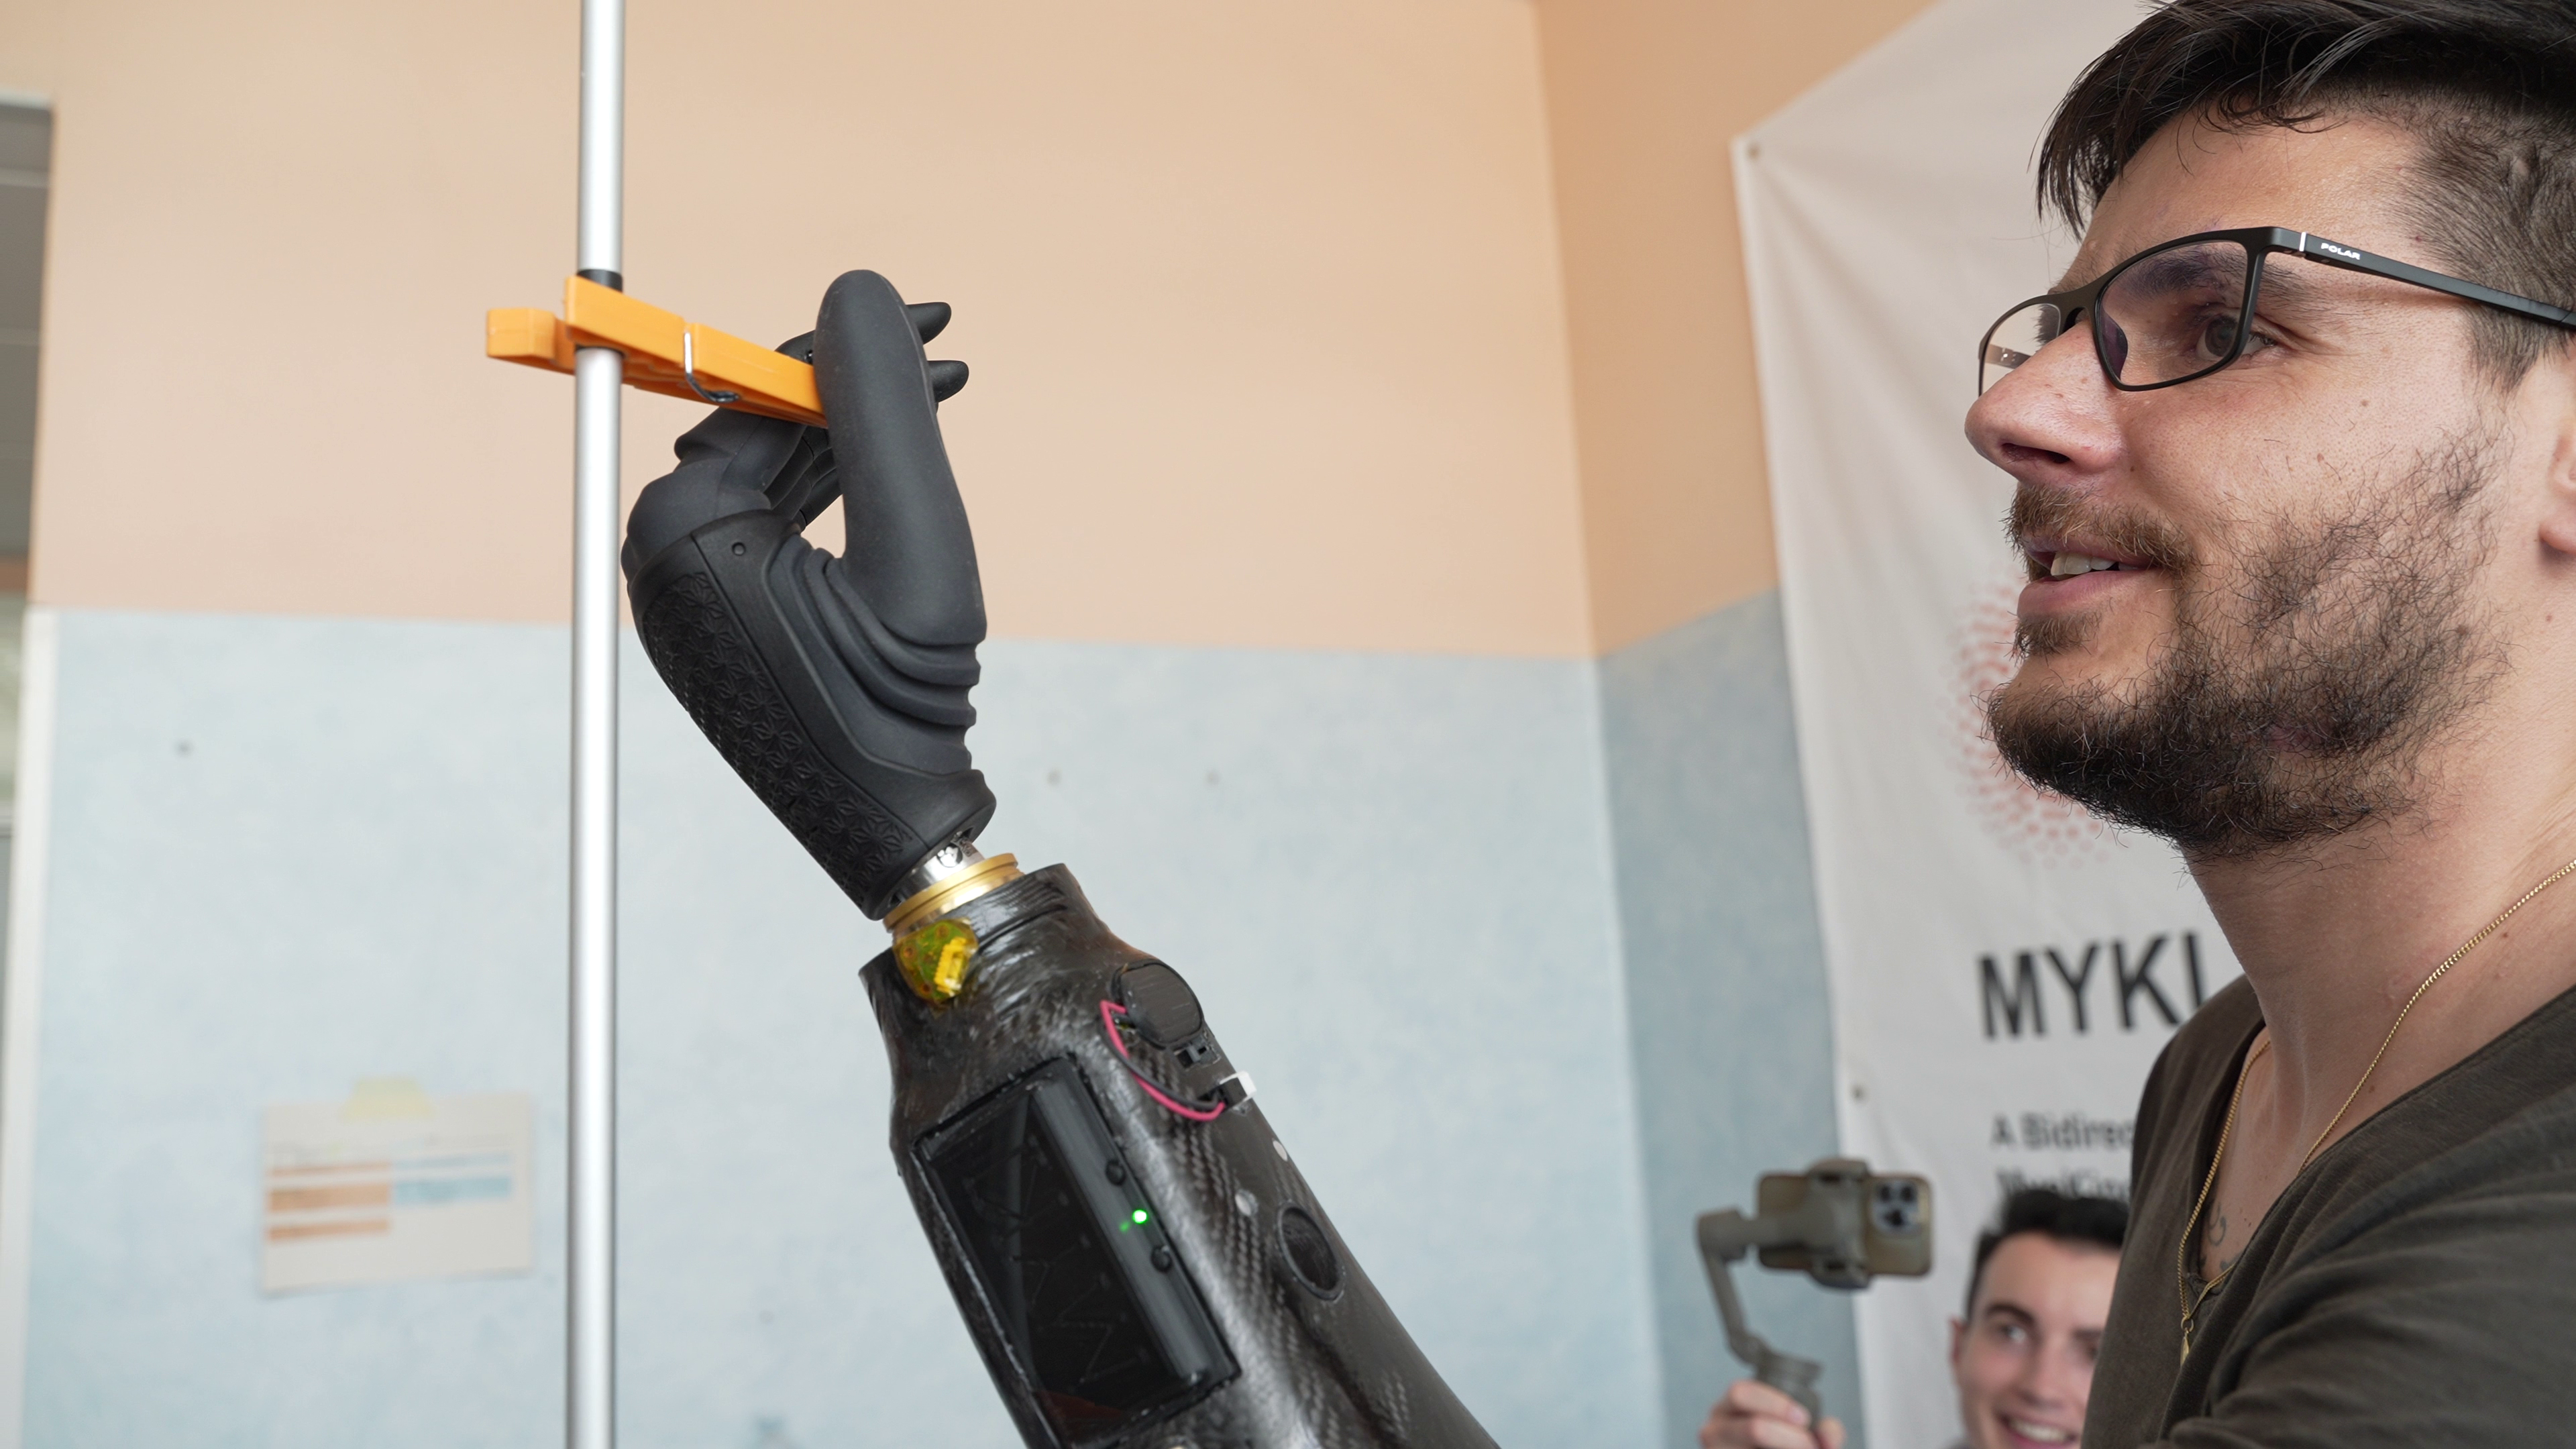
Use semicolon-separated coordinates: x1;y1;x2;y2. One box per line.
1948;582;2118;864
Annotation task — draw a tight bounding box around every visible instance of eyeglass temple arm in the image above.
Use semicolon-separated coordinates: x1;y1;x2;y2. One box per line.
2292;231;2576;331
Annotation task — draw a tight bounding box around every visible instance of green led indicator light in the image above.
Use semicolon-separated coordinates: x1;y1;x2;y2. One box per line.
1131;1209;1150;1224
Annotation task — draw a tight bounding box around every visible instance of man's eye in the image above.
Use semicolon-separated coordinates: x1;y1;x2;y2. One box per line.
1990;1322;2031;1345
2196;312;2242;360
2192;311;2280;366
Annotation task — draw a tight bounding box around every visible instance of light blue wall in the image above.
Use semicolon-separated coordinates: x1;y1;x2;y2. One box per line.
1599;592;1859;1448
19;607;1683;1449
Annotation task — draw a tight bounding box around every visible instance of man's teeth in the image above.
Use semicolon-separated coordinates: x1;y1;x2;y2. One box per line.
2049;551;2121;578
2005;1419;2075;1444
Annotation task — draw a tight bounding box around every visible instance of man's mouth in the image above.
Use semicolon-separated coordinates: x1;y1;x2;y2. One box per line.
2047;551;2130;578
1999;1415;2078;1446
2023;536;2157;586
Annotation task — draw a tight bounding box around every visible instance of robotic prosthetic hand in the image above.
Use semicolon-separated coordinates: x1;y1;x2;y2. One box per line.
622;272;991;914
623;272;1497;1449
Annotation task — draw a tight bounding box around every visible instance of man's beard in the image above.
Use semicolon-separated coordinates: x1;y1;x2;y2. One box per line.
1984;429;2506;860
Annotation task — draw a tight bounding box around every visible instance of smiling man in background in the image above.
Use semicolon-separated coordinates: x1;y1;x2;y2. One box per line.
1966;0;2576;1444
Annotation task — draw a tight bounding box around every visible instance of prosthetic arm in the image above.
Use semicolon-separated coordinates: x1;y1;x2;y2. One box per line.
623;271;1496;1449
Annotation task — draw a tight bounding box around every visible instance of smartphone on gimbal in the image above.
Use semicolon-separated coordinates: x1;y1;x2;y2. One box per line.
1755;1167;1933;1277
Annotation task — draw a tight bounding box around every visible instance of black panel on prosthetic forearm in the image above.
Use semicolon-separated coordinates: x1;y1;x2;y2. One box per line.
622;271;994;916
868;867;1500;1449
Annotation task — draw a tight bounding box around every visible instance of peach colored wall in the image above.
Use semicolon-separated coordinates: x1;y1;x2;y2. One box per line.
0;0;1593;655
1534;0;1939;653
0;0;1942;658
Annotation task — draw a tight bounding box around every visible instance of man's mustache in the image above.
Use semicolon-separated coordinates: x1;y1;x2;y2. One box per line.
2007;484;2199;576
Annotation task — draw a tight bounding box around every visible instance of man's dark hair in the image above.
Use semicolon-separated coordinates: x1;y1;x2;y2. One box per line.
2037;0;2576;382
1964;1187;2128;1318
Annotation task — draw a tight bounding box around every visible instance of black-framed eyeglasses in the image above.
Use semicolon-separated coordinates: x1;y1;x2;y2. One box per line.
1978;225;2576;396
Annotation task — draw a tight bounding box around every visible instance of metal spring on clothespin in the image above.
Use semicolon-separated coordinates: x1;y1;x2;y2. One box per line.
681;327;741;405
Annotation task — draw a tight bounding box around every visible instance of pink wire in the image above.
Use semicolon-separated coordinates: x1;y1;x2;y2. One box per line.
1099;1000;1226;1122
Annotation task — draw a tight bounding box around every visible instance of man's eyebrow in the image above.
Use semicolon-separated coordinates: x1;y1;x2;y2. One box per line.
1978;1301;2039;1324
2258;261;2327;309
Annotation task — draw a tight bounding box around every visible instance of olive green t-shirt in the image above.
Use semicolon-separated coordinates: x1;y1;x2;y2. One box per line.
2084;977;2576;1447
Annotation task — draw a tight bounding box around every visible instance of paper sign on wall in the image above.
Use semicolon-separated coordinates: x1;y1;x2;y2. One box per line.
261;1079;533;1293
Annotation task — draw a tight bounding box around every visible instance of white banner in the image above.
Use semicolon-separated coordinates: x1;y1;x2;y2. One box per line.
1737;1;2243;1444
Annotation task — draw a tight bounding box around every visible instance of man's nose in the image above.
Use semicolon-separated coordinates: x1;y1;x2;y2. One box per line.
2015;1339;2088;1409
1964;319;2119;484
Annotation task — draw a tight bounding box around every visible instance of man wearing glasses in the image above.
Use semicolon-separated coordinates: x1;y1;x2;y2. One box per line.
1968;0;2576;1444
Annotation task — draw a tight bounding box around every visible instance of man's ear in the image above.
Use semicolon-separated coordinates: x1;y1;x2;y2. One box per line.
2530;352;2576;557
1949;1314;1968;1370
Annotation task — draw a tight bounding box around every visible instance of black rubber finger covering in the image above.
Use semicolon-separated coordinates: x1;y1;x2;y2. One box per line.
904;301;952;343
926;360;969;402
812;271;987;650
623;407;808;569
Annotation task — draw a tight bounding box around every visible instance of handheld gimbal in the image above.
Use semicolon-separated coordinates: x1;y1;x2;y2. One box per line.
1697;1159;1933;1426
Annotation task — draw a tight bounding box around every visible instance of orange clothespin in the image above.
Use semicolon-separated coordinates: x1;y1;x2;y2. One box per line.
486;277;825;427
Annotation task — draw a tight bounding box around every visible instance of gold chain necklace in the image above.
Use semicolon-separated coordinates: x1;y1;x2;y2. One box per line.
2175;851;2576;1363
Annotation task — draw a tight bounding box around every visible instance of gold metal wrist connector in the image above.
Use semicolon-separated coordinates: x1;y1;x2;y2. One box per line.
886;853;1022;938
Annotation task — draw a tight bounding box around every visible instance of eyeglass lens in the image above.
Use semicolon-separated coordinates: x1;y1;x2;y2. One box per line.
1980;239;2258;394
1981;304;2063;394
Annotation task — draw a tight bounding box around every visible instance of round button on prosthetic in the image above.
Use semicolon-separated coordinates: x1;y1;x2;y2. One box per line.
1278;1206;1342;1298
1116;962;1205;1046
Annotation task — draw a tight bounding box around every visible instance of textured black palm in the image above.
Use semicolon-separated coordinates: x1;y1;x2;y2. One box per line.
623;271;994;917
635;570;923;905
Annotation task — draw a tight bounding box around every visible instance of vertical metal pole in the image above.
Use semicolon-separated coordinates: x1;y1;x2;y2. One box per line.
570;0;623;1446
